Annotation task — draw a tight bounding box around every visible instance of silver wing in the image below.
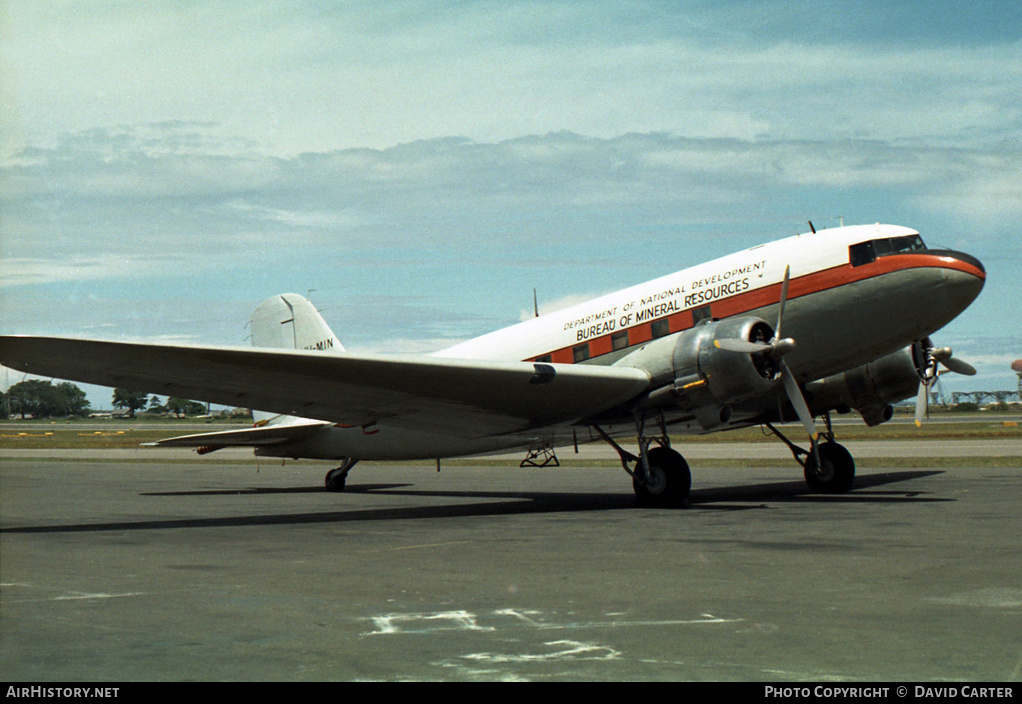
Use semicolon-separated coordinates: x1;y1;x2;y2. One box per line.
0;336;650;438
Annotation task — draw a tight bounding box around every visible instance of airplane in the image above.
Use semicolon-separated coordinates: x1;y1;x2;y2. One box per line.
0;223;984;506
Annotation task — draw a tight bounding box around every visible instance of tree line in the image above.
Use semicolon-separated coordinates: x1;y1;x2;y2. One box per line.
1;380;214;419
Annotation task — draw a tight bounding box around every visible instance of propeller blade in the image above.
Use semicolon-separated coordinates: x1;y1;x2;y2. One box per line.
940;357;976;376
914;380;929;427
713;338;770;354
775;265;790;340
930;345;977;376
780;359;818;442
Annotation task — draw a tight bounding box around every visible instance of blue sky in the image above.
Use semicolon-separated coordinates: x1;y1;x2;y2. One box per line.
2;1;1020;405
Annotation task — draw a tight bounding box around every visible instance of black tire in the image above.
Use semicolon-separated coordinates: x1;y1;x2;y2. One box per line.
633;447;691;507
804;441;855;494
325;468;347;493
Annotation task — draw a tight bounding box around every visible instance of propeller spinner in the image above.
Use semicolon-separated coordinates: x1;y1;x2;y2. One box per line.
714;266;820;445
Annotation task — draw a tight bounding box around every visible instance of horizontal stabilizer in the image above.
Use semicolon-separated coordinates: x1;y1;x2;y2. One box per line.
145;419;331;450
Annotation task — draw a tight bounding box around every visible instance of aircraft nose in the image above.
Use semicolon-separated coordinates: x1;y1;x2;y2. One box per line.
944;249;985;277
931;249;985;309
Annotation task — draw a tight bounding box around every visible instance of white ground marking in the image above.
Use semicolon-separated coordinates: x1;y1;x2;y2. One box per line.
364;610;496;636
462;639;621;664
363;608;741;636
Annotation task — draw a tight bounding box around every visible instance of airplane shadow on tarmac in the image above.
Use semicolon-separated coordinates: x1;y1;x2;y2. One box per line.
1;470;948;535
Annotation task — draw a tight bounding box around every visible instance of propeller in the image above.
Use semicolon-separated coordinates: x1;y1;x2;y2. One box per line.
914;341;976;426
931;346;976;376
714;266;820;446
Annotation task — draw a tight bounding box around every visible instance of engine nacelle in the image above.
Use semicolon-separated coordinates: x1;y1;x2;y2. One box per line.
614;316;779;428
805;343;923;426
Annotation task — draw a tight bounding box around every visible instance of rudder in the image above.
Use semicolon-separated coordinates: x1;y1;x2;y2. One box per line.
249;293;344;353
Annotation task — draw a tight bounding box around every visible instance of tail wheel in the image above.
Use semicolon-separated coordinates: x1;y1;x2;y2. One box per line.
633;447;691;507
804;441;855;494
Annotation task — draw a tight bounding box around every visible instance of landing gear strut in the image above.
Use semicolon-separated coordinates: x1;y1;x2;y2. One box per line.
325;458;358;492
594;411;691;508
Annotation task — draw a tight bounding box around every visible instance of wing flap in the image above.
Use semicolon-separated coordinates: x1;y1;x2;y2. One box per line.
0;336;650;437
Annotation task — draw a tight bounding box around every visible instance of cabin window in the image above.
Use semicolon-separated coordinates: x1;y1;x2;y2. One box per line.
572;343;590;363
651;319;671;339
535;354;552;363
692;305;712;325
611;331;629;351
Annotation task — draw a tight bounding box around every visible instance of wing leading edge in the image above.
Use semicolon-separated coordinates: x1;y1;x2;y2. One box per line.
0;336;650;438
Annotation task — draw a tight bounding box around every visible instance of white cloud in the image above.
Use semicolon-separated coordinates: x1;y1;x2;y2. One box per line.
913;165;1022;226
3;3;1020;155
0;255;189;289
1;2;1017;364
4;128;1018;270
223;200;364;230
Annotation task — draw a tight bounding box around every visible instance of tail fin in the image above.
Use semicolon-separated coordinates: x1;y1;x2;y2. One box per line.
249;293;344;353
249;293;343;427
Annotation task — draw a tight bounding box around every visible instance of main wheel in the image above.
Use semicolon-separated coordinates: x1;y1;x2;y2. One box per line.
325;467;347;492
804;441;855;494
633;447;691;507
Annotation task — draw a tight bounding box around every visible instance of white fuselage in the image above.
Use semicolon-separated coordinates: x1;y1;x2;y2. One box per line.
255;223;985;461
433;224;969;376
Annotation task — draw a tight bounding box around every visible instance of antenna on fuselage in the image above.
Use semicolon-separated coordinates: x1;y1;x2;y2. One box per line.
806;217;844;233
533;288;539;318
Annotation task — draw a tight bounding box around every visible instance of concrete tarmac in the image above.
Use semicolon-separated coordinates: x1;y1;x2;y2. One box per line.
1;447;1020;682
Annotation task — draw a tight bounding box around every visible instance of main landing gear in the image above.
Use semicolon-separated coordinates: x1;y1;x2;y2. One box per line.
765;412;856;494
596;409;856;507
632;446;691;507
804;442;856;494
594;412;692;508
325;458;358;492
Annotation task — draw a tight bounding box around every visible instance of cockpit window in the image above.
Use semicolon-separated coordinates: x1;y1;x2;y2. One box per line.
849;241;875;267
849;234;927;267
874;234;926;255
